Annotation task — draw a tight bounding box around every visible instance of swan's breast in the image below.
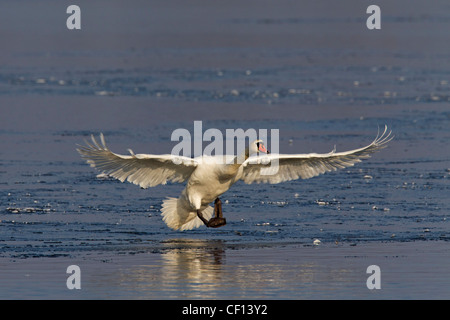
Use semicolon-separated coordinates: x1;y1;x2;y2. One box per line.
185;162;242;207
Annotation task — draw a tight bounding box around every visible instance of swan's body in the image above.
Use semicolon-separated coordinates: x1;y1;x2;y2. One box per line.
77;126;392;231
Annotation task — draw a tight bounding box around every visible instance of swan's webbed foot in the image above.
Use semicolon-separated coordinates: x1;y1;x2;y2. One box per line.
206;217;227;228
196;198;226;228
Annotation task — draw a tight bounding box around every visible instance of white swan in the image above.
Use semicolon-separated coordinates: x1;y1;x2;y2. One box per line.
77;126;392;231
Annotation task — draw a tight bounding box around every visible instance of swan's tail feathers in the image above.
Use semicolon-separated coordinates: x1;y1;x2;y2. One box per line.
161;197;214;231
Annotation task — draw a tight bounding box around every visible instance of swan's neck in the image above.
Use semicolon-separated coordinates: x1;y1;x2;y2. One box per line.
221;147;249;177
231;147;249;166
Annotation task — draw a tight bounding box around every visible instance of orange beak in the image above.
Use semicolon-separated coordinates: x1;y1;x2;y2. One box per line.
258;143;269;154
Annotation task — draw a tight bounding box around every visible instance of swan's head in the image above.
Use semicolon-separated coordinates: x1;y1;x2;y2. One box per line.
250;139;270;155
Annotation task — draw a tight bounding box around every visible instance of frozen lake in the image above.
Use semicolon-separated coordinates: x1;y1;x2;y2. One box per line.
0;0;449;299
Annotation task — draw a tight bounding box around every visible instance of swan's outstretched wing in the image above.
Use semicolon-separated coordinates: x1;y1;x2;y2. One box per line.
77;134;198;188
242;126;393;184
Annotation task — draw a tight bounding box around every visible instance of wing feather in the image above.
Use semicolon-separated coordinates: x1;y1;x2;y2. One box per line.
242;126;393;184
77;134;197;188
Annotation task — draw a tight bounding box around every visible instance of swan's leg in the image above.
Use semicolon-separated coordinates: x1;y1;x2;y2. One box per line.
215;198;223;218
197;198;226;228
196;210;209;226
207;198;226;228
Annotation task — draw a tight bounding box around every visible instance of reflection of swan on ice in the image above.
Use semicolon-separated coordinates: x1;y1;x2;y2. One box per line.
159;240;226;298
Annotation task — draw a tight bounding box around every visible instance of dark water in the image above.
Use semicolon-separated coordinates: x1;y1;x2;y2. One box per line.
0;0;449;299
